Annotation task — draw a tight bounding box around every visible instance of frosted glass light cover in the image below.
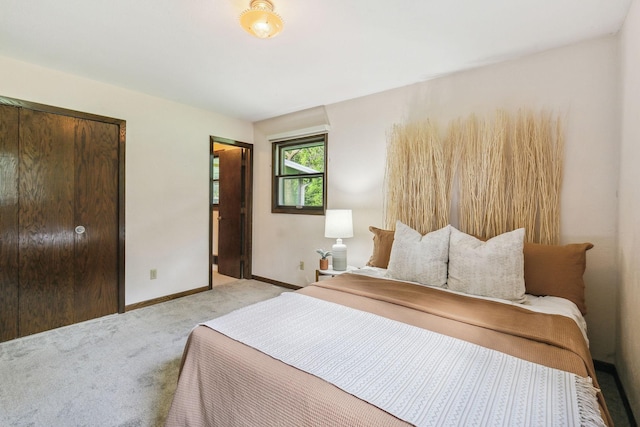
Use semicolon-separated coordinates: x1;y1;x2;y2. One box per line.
239;0;284;39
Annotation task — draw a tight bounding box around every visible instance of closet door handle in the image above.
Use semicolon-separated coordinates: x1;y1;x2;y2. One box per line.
75;225;86;235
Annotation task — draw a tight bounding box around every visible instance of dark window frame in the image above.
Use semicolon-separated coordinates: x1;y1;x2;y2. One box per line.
271;133;327;215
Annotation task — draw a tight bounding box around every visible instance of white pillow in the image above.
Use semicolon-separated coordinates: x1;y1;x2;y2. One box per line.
385;222;450;287
447;227;526;302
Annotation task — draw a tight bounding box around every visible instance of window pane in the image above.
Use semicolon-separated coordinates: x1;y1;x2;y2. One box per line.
278;176;323;207
212;181;219;205
212;157;220;180
280;143;324;176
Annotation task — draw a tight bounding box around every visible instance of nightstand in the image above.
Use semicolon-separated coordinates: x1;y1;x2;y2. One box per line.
315;265;358;281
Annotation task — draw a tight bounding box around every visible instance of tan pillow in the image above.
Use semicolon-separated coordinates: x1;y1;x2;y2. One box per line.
524;242;594;315
366;226;395;268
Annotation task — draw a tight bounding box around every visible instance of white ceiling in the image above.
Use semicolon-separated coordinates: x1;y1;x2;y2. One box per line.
0;0;632;122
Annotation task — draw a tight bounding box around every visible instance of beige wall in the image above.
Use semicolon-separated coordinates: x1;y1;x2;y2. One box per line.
252;37;621;363
618;0;640;418
0;55;253;305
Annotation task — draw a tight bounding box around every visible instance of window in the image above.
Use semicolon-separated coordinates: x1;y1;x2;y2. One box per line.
211;154;219;207
272;133;327;214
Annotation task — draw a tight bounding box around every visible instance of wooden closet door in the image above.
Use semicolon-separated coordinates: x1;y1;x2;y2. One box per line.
73;118;119;322
0;105;20;341
19;109;77;335
18;110;119;335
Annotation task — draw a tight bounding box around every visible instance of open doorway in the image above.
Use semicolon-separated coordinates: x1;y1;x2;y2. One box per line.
210;136;253;288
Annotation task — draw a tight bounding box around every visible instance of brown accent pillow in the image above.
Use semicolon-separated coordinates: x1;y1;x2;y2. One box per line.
366;226;395;268
523;242;594;315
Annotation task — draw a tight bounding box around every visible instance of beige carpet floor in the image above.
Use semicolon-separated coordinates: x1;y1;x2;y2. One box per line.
0;279;289;427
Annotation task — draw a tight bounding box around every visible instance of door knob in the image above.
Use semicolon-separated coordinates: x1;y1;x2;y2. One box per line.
75;225;86;235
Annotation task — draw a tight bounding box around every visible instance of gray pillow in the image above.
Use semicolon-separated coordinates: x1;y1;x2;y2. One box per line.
385;222;451;287
447;227;526;303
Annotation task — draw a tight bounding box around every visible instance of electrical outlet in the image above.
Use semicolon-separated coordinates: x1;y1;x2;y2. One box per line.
150;269;157;280
299;261;304;270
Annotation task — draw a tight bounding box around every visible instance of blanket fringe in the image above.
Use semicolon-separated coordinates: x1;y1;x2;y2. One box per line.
576;376;606;427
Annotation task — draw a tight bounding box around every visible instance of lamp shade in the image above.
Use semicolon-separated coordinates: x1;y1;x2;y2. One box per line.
324;209;353;239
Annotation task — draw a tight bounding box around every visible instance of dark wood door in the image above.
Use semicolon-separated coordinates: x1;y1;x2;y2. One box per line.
17;109;119;336
19;109;76;335
217;148;244;278
72;116;119;322
0;105;20;341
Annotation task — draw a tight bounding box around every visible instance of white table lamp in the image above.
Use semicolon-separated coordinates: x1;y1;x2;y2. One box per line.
324;209;353;271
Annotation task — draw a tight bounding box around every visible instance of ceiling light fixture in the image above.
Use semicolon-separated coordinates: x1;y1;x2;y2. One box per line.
239;0;284;39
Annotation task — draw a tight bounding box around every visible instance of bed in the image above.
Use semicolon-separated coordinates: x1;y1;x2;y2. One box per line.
165;225;612;426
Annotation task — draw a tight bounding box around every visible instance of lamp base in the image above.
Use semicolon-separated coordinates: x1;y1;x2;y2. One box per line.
331;239;347;271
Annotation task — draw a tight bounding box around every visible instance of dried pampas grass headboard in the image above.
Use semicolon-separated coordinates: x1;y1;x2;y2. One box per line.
383;109;564;244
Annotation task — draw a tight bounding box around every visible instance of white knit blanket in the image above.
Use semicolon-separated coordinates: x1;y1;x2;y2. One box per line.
203;293;604;427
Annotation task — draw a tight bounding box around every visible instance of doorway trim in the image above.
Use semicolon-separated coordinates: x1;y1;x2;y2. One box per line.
209;136;253;288
0;95;126;314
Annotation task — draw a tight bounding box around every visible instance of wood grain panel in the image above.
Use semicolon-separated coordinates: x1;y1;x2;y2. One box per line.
217;148;244;278
19;109;76;336
0;105;20;341
73;118;119;322
0;96;125;342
